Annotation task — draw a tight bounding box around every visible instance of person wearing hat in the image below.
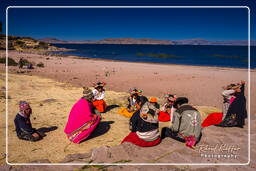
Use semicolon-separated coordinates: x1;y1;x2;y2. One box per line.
122;100;161;147
216;80;247;128
117;88;144;118
92;82;107;113
149;97;160;109
161;97;202;148
64;87;101;143
14;101;45;142
221;83;238;120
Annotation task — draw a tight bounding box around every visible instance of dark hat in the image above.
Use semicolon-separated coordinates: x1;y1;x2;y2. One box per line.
173;97;188;108
94;82;106;88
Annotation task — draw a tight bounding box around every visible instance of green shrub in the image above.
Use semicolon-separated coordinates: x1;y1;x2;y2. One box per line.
0;57;18;66
36;62;45;67
15;40;25;47
38;42;49;49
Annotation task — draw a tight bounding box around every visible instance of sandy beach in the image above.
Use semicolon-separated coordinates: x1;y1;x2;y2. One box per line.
0;50;255;169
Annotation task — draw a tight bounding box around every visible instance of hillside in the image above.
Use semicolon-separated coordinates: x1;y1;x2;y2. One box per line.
0;34;63;51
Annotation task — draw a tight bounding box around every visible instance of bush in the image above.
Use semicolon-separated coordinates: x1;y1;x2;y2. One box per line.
36;62;45;67
38;42;49;49
15;40;25;47
0;57;18;66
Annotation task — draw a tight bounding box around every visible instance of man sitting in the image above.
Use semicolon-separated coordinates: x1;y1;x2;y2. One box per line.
161;97;202;148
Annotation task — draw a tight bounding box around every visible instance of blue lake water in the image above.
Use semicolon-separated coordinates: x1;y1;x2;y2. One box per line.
52;44;255;69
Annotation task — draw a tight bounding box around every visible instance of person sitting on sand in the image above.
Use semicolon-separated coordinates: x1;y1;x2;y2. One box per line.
14;101;45;142
18;57;25;69
92;82;107;113
129;96;149;132
161;97;202;148
118;88;143;118
122;100;161;147
149;97;160;109
64;87;101;144
158;93;177;122
216;81;247;128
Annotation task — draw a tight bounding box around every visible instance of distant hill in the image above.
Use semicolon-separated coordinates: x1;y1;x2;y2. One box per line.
0;34;62;51
38;37;68;44
38;37;174;45
38;37;256;46
173;39;255;46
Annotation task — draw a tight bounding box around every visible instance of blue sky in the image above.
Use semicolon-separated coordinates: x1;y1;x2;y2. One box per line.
7;7;248;41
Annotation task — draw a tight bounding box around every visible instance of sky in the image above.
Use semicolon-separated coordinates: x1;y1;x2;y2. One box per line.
7;7;249;41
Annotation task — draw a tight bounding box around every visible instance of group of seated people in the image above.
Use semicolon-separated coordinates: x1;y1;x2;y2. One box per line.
14;81;247;149
120;88;202;148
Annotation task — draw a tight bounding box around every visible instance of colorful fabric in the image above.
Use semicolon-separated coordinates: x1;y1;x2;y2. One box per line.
184;136;197;148
118;107;135;118
136;129;160;141
201;112;223;128
64;98;100;143
158;111;170;122
93;99;107;113
121;132;161;147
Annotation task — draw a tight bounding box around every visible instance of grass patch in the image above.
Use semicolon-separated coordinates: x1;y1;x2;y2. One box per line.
36;62;45;68
0;57;18;66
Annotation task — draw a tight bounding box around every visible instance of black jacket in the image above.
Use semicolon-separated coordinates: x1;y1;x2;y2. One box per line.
14;114;36;136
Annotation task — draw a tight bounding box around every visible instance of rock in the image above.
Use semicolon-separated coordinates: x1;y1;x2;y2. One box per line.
42;98;57;103
91;146;111;162
61;153;91;163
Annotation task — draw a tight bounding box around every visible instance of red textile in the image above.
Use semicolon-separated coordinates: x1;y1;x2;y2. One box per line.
121;132;161;147
93;100;107;113
201;112;223;128
158;111;170;122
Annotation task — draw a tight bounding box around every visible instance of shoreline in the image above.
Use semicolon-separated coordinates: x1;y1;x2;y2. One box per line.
3;49;255;71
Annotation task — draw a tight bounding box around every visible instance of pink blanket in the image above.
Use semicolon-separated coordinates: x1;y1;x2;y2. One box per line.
64;98;100;143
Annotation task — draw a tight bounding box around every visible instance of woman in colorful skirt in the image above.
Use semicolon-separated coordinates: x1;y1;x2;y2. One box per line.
122;100;161;147
64;87;101;143
92;82;107;113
